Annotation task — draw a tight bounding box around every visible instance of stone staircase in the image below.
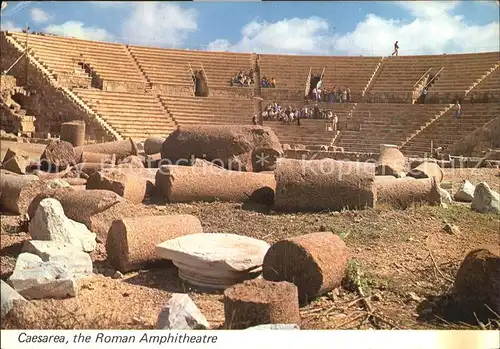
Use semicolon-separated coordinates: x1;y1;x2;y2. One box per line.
465;62;499;94
126;44;153;92
362;56;384;97
400;104;454;148
4;32;122;140
401;103;500;156
0;77;35;135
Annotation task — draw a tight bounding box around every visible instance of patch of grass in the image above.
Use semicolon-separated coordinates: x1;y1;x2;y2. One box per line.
331;230;350;240
419;204;499;226
343;259;372;295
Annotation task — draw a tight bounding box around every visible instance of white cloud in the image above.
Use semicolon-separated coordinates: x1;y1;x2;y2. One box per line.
30;7;54;24
121;2;198;46
207;2;499;55
207;39;232;52
43;21;114;41
1;20;23;32
208;17;331;54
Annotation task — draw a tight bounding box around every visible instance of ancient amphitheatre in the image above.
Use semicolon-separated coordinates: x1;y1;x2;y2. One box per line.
0;28;499;331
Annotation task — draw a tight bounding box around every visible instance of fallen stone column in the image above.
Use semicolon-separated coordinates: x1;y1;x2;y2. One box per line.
263;232;349;304
31;168;71;180
57;190;124;228
407;161;444;183
60;120;86;147
117;155;144;169
88;202;151;242
375;176;441;209
155;165;276;205
28;189;124;227
274;158;376;212
0;175;43;215
106;215;203;272
62;178;87;186
79;152;116;165
223;279;300;329
144;136;166;155
375;147;406;177
161;125;283;172
86;169;147;204
191;158;226;170
40;140;76;170
71;162;115;177
74;138;137;162
27;187;78;219
118;167;157;196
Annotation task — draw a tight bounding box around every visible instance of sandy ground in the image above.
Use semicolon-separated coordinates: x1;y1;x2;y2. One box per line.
1;167;499;330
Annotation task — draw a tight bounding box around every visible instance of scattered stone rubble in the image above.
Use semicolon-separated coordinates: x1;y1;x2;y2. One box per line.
156;293;209;330
1;136;498;330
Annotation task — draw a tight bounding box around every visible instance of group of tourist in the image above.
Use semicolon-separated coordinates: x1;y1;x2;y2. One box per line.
260;103;304;124
310;82;352;104
251;102;340;129
261;76;276;88
21;28;55;36
230;70;254;87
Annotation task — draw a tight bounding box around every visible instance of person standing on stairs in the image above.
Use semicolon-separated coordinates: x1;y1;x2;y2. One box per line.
421;87;428;104
392;41;399;56
454;101;461;119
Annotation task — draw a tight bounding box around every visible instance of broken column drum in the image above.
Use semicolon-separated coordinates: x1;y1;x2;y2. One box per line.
155;165;276;205
374;177;441;209
106;215;203;272
375;147;406;177
274;158;376;212
60;120;86;147
223;279;300;329
73;138;138;162
263;232;349;304
160;125;283;172
407;161;444;183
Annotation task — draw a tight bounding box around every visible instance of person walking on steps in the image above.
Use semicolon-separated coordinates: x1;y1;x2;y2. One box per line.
392;41;399;56
454;101;461;119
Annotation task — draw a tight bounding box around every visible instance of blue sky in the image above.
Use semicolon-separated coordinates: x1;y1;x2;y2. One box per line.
1;1;499;56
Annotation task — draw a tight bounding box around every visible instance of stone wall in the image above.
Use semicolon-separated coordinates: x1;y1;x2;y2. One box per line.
102;79;148;93
261;88;304;101
0;34;110;141
152;84;194;97
284;149;378;162
426;91;465;104
210;86;255;99
57;74;91;89
363;91;413;104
